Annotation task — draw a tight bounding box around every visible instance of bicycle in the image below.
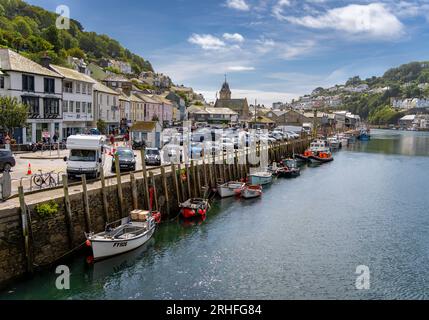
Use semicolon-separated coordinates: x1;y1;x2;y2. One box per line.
32;170;57;188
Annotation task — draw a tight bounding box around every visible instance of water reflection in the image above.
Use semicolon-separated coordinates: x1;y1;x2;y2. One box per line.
348;130;429;157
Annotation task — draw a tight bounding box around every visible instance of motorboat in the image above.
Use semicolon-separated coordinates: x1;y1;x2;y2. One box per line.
217;181;246;198
248;171;273;185
85;210;159;261
179;198;210;219
241;184;263;199
327;137;341;150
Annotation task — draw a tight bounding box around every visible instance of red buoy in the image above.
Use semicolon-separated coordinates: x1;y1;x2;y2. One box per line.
85;240;91;247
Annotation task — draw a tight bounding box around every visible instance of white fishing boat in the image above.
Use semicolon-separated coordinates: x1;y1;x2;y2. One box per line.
327;137;341;150
217;181;246;198
241;184;263;199
86;210;157;261
248;171;273;185
337;134;349;147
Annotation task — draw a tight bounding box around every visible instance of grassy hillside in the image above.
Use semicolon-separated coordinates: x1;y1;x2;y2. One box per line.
0;0;153;74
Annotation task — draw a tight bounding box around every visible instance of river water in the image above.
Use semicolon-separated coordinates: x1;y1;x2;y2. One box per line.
2;130;429;300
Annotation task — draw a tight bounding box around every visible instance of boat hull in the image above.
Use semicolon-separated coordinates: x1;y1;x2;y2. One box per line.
309;155;334;163
248;174;273;185
295;154;311;162
89;226;155;261
241;186;262;199
217;182;245;198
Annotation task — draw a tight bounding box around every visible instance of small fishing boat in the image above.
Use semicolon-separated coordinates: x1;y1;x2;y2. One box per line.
217;181;246;198
248;171;273;185
179;198;210;219
297;139;329;162
309;149;334;163
327;137;341;150
241;184;263;199
337;134;349;147
282;158;301;177
357;128;371;141
85;210;158;261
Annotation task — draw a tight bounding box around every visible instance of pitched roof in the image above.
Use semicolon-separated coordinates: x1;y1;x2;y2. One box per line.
93;81;119;95
50;64;96;83
103;74;130;82
130;121;157;132
249;116;275;124
129;93;143;103
0;48;62;78
205;107;238;115
214;98;248;110
134;93;160;104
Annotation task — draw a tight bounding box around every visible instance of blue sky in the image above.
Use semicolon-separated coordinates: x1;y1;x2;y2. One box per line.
26;0;429;105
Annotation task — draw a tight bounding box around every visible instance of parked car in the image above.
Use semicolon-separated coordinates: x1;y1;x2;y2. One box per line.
145;148;162;166
111;147;137;172
0;150;16;172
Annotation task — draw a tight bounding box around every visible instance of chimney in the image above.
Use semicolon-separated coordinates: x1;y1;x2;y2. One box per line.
40;52;52;69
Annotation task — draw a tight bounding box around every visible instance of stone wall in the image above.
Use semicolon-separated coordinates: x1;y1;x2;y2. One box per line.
0;139;310;289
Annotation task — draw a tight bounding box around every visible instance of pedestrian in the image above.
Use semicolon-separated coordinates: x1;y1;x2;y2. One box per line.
4;133;11;150
110;133;115;145
53;133;58;144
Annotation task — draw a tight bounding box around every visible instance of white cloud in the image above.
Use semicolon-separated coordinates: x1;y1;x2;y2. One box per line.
285;3;404;39
188;34;226;50
272;0;291;20
227;66;255;71
223;33;245;42
226;0;250;11
281;40;316;59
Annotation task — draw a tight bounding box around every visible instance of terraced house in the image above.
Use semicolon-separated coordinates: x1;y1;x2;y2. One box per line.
93;81;120;134
0;49;63;143
47;63;96;138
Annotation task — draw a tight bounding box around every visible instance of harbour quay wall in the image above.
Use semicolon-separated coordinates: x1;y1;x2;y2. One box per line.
0;139;310;289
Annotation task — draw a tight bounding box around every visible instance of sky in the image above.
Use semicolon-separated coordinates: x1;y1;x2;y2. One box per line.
26;0;429;105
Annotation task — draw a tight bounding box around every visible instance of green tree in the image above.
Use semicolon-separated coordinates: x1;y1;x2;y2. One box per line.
66;47;85;59
97;119;107;135
0;96;29;135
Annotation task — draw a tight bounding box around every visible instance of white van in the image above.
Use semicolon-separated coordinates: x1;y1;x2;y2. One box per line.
64;135;106;179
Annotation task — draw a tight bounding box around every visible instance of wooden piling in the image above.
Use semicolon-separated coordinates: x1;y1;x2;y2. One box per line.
186;164;191;199
114;153;124;214
18;186;33;274
149;172;158;211
81;175;92;232
130;172;138;210
99;170;110;223
160;166;170;215
62;175;74;248
178;163;186;203
141;149;150;209
171;164;180;205
196;163;202;197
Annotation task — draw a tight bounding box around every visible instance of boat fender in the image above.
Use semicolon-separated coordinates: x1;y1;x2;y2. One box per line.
85;240;91;247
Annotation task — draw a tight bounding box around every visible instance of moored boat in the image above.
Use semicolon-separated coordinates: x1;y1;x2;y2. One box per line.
282;158;301;177
85;210;158;261
309;149;334;163
297;139;329;162
179;198;210;219
248;171;273;185
241;184;263;199
217;181;246;198
357;128;371;141
327;137;341;150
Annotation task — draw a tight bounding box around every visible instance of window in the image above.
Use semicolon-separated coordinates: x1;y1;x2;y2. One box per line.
76;82;80;93
44;98;59;116
76;102;81;113
22;96;40;114
82;83;86;94
87;102;92;115
64;81;73;93
107;110;110;120
107;95;110;105
82;102;86;113
88;85;92;95
69;150;96;162
22;74;35;92
63;100;68;113
69;101;74;113
0;76;4;89
44;78;55;93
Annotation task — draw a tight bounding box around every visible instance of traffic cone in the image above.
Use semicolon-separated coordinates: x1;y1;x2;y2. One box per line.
27;163;32;175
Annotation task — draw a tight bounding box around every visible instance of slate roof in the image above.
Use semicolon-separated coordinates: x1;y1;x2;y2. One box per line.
0;48;62;78
93;81;119;95
130;121;157;132
50;64;96;83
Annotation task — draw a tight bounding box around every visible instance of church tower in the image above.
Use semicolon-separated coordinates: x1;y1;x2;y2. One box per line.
219;75;231;100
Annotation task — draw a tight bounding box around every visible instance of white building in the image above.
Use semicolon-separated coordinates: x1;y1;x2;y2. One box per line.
0;49;63;143
49;64;96;137
93;81;120;134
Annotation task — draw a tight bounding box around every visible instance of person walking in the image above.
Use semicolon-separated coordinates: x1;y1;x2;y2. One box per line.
110;133;115;146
